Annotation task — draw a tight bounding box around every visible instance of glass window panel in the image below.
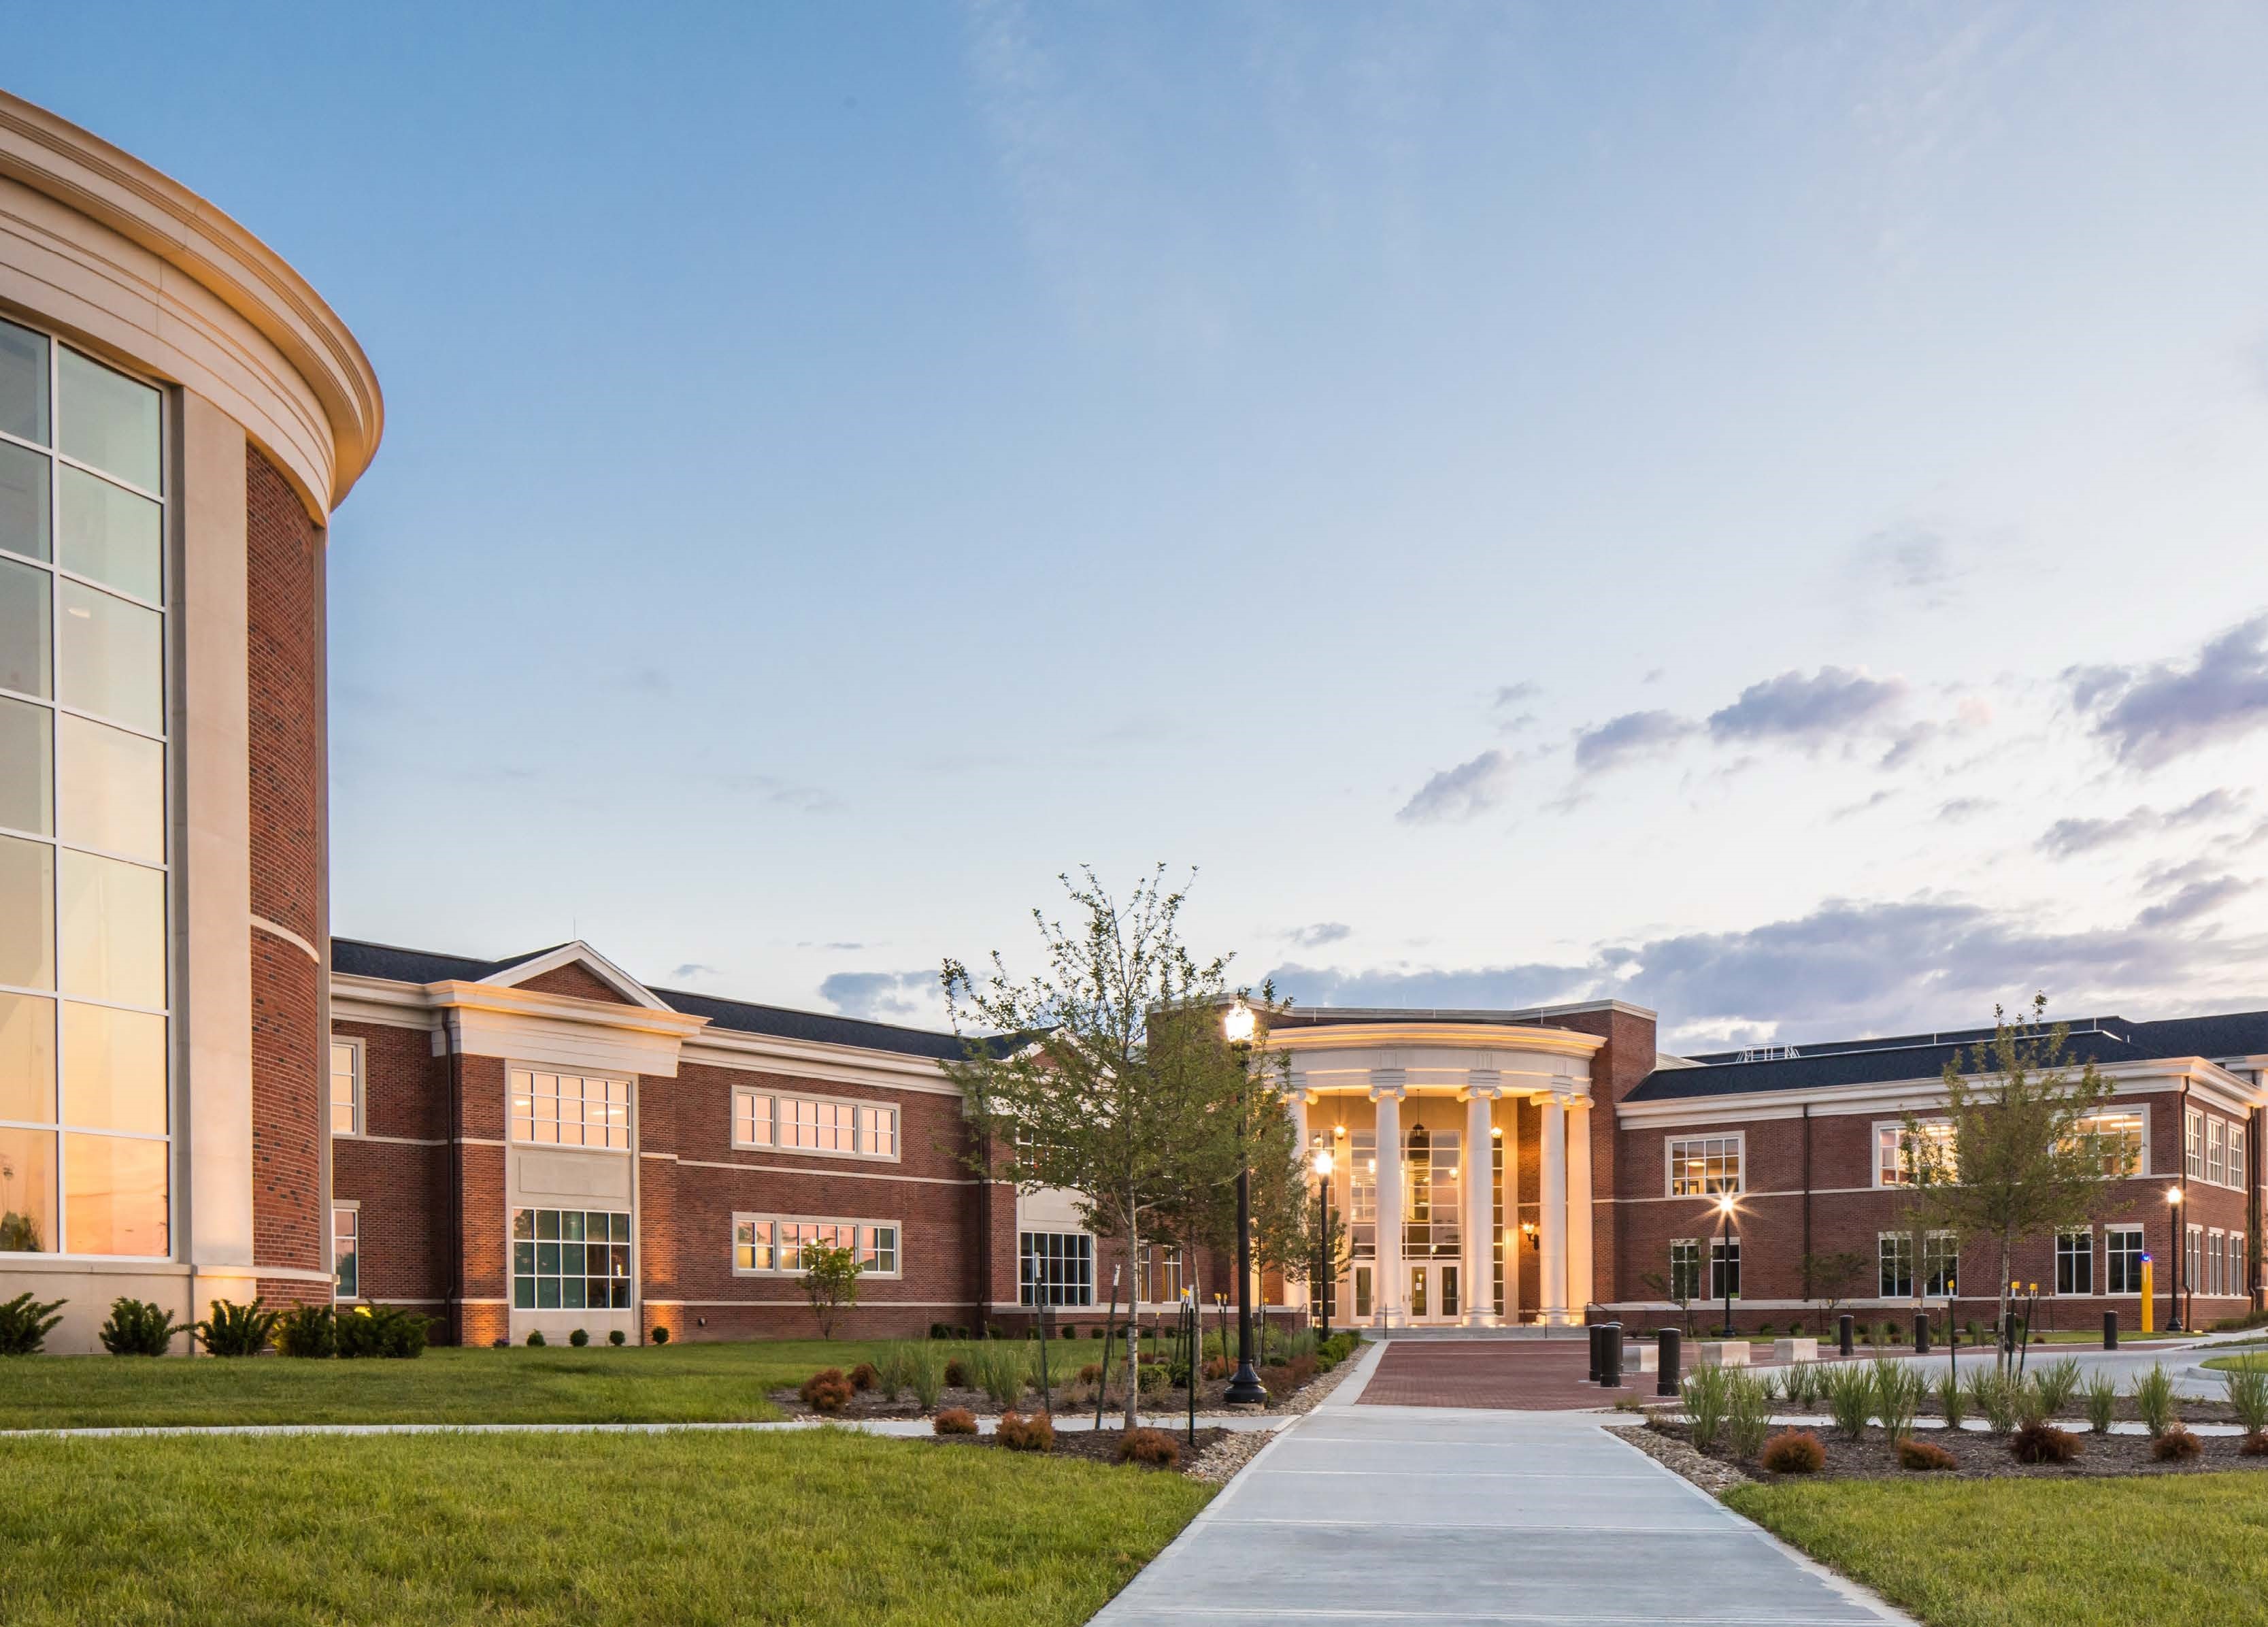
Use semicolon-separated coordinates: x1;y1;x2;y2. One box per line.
536;1241;560;1273
535;1210;559;1240
55;713;163;863
57;849;164;1008
610;1243;629;1276
62;1131;167;1255
514;1240;535;1275
535;1276;559;1309
61;1002;165;1134
586;1211;610;1240
57;580;161;734
0;1125;57;1252
611;1281;630;1309
58;467;161;604
514;1277;535;1309
0;695;51;836
611;1212;631;1243
57;350;159;493
0;555;52;700
0;991;55;1124
0;442;50;564
562;1211;584;1242
0;320;47;446
0;834;55;991
561;1275;585;1309
561;1242;586;1277
512;1208;535;1240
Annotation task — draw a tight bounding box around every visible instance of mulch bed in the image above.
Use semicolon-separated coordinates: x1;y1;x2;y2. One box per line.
1652;1417;2268;1482
931;1424;1231;1477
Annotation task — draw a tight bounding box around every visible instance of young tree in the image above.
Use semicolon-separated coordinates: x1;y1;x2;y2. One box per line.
799;1242;863;1340
1637;1268;1697;1338
942;866;1254;1434
1801;1251;1869;1328
1899;995;2117;1369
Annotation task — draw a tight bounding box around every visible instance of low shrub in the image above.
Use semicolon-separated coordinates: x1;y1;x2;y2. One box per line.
1090;1326;1105;1339
849;1362;878;1393
2130;1364;2177;1439
100;1297;184;1357
650;1326;670;1345
800;1368;854;1415
2241;1430;2268;1458
1201;1356;1232;1381
1898;1436;1957;1472
2010;1420;2081;1464
270;1304;335;1359
1059;1324;1076;1340
944;1358;969;1388
1756;1323;1775;1338
1077;1362;1103;1385
0;1292;65;1357
2153;1424;2202;1462
933;1407;978;1435
569;1328;589;1348
527;1330;547;1347
1759;1429;1825;1475
609;1329;626;1347
1118;1428;1180;1468
1261;1355;1317;1399
995;1411;1054;1452
336;1305;430;1360
2224;1366;2268;1436
2083;1371;2119;1434
1137;1362;1170;1396
195;1298;278;1358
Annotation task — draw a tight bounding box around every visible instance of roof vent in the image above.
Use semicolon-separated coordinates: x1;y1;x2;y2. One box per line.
1735;1044;1802;1062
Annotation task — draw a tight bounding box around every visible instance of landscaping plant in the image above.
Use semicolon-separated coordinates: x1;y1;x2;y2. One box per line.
849;1362;878;1392
569;1328;590;1348
609;1329;625;1347
2082;1370;2119;1434
271;1304;336;1359
1933;1368;1966;1430
1897;1436;1956;1471
904;1342;948;1411
2152;1423;2202;1462
195;1297;279;1358
2129;1363;2176;1439
872;1343;913;1402
932;1407;978;1435
797;1241;865;1340
0;1292;66;1356
1118;1427;1180;1467
1781;1361;1821;1410
1963;1365;2018;1434
1727;1372;1775;1460
99;1297;182;1357
995;1411;1054;1452
650;1326;669;1345
2010;1419;2082;1464
1822;1360;1875;1442
970;1341;1031;1408
1871;1358;1923;1441
527;1330;546;1347
799;1368;854;1415
1760;1428;1825;1475
2222;1365;2268;1438
2030;1358;2081;1419
1682;1362;1732;1453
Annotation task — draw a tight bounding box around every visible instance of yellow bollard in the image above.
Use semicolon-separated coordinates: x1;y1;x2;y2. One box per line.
2141;1260;2154;1334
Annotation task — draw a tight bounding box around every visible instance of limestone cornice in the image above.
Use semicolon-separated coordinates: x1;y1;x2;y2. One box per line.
1615;1055;2263;1128
1268;1023;1605;1059
0;90;382;516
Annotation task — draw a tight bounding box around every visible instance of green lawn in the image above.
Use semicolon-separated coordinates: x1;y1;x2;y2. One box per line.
1728;1475;2268;1626
0;1427;1208;1626
0;1340;895;1429
2204;1351;2268;1373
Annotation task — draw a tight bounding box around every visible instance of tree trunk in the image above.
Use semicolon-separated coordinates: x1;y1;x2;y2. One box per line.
1124;1196;1142;1436
1995;1236;2013;1373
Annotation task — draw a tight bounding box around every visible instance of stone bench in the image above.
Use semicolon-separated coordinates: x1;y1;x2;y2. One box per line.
1695;1340;1750;1366
1771;1337;1818;1364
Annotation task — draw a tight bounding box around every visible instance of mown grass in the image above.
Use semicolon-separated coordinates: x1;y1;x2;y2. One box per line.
2203;1351;2268;1374
0;1427;1208;1626
1728;1474;2268;1626
0;1339;894;1428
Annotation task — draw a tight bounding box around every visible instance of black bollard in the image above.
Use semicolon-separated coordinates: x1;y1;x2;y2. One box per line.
2103;1310;2119;1351
1601;1321;1624;1388
1913;1312;1930;1355
1838;1313;1854;1358
1656;1327;1682;1398
1587;1323;1603;1383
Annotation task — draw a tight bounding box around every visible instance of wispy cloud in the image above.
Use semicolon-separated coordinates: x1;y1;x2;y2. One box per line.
1707;667;1908;746
2036;790;2246;859
1283;921;1352;949
1573;710;1699;774
2067;613;2268;768
819;969;946;1023
1397;749;1517;824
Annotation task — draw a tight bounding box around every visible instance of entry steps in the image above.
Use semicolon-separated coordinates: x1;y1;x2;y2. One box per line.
1358;1323;1590;1342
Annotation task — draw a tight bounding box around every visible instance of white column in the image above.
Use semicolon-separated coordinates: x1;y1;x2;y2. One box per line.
1284;1089;1311;1309
1565;1096;1594;1319
1540;1093;1569;1325
1371;1077;1405;1328
1463;1081;1499;1326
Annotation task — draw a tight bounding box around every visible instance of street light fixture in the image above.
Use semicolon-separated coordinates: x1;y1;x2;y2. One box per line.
1312;1143;1334;1341
1716;1193;1738;1338
2167;1185;2186;1332
1222;998;1266;1405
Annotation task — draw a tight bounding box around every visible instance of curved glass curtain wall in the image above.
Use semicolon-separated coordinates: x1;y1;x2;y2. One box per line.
0;316;169;1259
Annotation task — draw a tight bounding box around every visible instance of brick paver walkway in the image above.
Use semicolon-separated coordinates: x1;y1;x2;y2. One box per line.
1358;1339;1639;1409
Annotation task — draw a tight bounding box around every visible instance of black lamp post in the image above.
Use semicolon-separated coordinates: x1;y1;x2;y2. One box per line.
1223;1000;1267;1405
2168;1185;2186;1333
1313;1143;1333;1342
1716;1193;1737;1338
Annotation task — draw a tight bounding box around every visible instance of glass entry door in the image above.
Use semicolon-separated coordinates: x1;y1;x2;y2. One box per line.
1410;1262;1461;1323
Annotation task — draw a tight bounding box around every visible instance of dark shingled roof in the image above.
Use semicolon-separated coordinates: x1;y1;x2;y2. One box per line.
1633;1008;2268;1102
330;936;988;1062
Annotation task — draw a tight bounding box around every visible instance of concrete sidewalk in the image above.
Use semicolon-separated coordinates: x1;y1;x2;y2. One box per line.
1094;1344;1911;1626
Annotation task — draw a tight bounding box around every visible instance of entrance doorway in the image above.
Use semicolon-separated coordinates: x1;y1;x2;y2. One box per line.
1410;1262;1461;1323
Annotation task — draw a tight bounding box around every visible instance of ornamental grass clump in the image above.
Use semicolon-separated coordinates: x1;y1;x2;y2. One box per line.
2083;1370;2120;1434
2224;1366;2268;1437
1759;1429;1825;1475
1117;1428;1180;1468
2010;1419;2082;1464
1964;1366;2019;1435
99;1297;184;1357
969;1341;1032;1408
1780;1362;1821;1411
1897;1436;1957;1472
1725;1372;1775;1460
2031;1358;2082;1420
2130;1364;2177;1439
799;1368;854;1415
1872;1359;1924;1442
903;1342;948;1411
1933;1368;1966;1430
1682;1363;1733;1453
933;1407;978;1436
2153;1423;2202;1462
1822;1361;1875;1442
872;1343;913;1402
995;1411;1054;1453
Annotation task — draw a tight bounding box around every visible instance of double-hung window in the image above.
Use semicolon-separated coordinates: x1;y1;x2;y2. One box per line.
2188;1225;2204;1295
1667;1136;1741;1196
2207;1230;2226;1296
1709;1236;1741;1302
733;1215;899;1276
1019;1230;1093;1306
2231;1125;2248;1192
2056;1228;2092;1296
733;1087;898;1158
2073;1110;2144;1177
1669;1239;1703;1303
2187;1109;2206;1180
332;1203;360;1300
1878;1233;1914;1298
1921;1232;1958;1298
2208;1119;2227;1187
329;1040;362;1136
2105;1226;2145;1295
1877;1121;1958;1186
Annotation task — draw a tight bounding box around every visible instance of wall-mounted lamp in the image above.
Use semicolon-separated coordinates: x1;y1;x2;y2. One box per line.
1490;1125;1503;1139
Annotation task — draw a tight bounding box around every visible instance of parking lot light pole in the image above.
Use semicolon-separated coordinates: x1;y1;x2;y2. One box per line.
1716;1194;1737;1338
1224;1000;1267;1406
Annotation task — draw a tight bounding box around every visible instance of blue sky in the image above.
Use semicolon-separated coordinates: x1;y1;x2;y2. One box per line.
15;3;2268;1047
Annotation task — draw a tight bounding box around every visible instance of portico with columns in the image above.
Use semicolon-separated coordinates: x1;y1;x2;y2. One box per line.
1269;1016;1612;1330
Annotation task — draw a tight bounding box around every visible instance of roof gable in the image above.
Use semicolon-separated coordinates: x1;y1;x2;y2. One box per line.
478;941;672;1010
